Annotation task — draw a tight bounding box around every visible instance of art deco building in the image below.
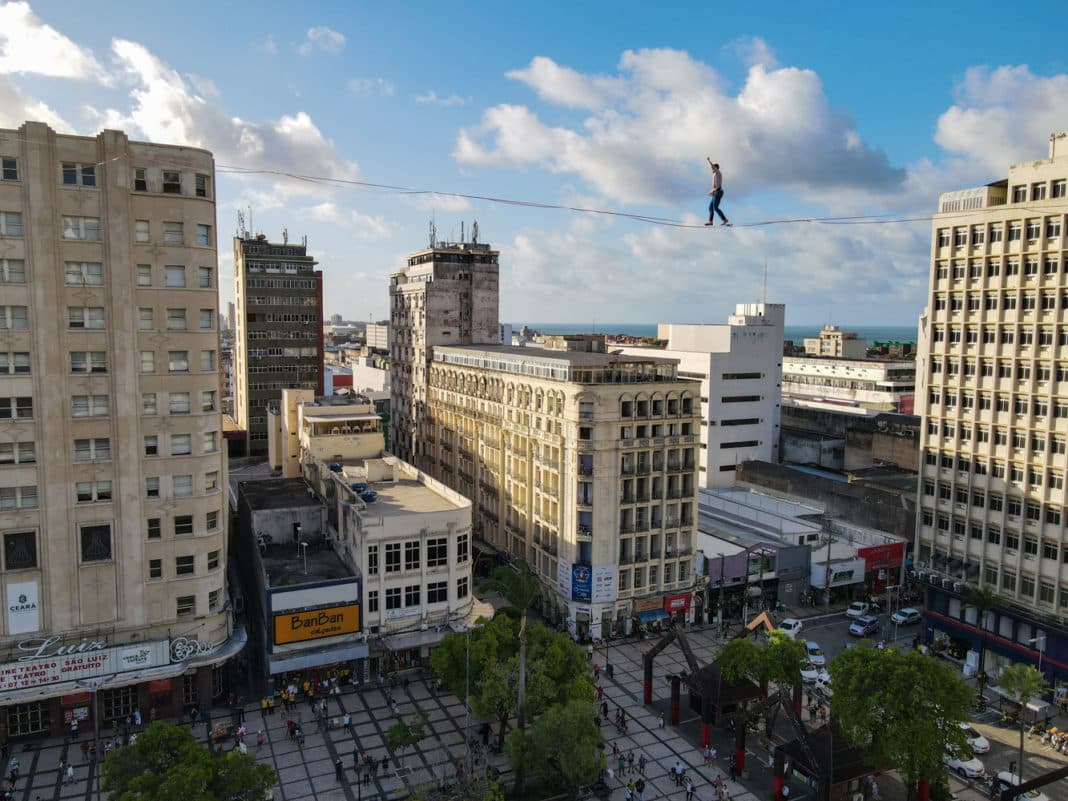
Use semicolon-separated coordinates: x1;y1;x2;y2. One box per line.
232;233;323;456
916;131;1068;683
0;122;239;737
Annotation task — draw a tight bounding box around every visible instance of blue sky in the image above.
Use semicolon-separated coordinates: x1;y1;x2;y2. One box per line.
6;1;1068;326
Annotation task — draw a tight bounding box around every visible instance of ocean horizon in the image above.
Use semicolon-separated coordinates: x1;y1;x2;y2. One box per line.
512;322;919;344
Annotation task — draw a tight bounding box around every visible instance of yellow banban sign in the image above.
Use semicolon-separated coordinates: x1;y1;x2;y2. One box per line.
273;604;361;645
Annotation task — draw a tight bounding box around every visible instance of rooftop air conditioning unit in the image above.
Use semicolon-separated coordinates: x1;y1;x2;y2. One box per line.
953;581;964;593
942;578;954;590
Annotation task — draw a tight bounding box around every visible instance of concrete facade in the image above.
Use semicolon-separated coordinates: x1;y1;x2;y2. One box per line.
916;133;1068;682
233;234;324;455
0;122;235;735
619;304;785;489
424;335;702;639
782;357;916;412
388;239;500;465
267;389;385;478
803;325;867;359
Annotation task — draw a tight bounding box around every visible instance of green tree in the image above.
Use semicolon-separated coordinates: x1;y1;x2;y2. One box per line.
963;586;999;693
831;647;972;801
385;712;429;768
480;562;540;730
101;721;276;801
717;630;807;734
996;664;1049;781
506;700;603;800
429;614;519;693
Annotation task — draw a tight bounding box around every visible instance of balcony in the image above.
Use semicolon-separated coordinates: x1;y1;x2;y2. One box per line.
621;464;635;475
618;553;634;564
577;525;592;538
578;465;594;476
637;465;651;475
633;551;647;563
619;524;635;534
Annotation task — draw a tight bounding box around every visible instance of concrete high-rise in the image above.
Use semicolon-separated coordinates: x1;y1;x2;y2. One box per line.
232;234;324;455
916;131;1068;684
389;233;499;464
0;122;239;735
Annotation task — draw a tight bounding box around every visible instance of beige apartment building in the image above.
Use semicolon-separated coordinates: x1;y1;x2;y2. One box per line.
0;122;238;737
425;336;701;640
916;132;1068;684
803;325;868;359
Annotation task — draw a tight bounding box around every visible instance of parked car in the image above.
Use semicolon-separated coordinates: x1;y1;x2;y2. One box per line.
814;674;833;699
779;618;803;639
960;723;990;754
846;601;870;618
800;661;829;684
805;641;826;666
849;614;880;637
944;751;985;779
994;773;1049;801
891;607;922;626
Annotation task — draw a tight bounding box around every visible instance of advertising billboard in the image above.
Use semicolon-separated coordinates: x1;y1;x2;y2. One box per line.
273;603;361;645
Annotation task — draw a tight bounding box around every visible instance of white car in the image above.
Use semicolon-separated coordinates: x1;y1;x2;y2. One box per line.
800;661;829;684
814;675;833;699
995;773;1049;801
806;641;826;667
846;601;870;618
891;607;922;626
779;618;803;639
960;723;990;754
944;751;985;779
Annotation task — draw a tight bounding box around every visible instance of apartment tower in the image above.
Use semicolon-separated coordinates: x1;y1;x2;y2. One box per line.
916;131;1068;683
232;233;324;455
0;122;237;737
389;230;500;465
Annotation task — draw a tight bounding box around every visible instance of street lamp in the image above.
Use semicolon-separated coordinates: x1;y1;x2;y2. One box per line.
1028;635;1046;675
76;676;108;801
462;622;483;781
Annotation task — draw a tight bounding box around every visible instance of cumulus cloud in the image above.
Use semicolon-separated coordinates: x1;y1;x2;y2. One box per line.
404;192;472;213
106;39;359;194
310;202;390;239
298;26;345;56
0;74;71;131
935;65;1068;174
348;77;395;98
415;90;466;106
0;1;108;81
457;48;904;206
257;35;278;56
724;36;778;69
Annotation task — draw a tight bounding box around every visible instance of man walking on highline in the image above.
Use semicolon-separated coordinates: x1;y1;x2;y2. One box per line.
705;158;729;226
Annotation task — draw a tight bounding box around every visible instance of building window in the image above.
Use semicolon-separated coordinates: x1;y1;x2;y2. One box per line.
136;264;152;287
80;524;112;562
143;435;158;457
385;587;402;610
457;577;469;599
0;306;28;330
169;392;191;414
367;591;379;613
146;477;159;497
0;352;30;375
200;348;217;371
198;266;213;288
76;480;112;503
0;211;22;237
457;533;469;563
68;306;105;329
100;687;136;724
168;351;189;372
165;265;185;287
0;442;34;465
61;163;96;187
206;510;218;531
0;486;36;510
199;309;213;330
202;431;218;453
171;434;191;456
142;393;157;415
163;222;183;244
140;351;155;373
208;550;220;570
62;216;100;241
3;532;36;570
134;168;147;191
405;541;420;570
427;538;447;567
367;544;378;576
64;262;102;286
138;307;153;330
166;308;187;330
5;702;48;737
385;542;401;573
162;171;181;194
196;224;211;247
205;471;218;492
200;390;217;411
176;595;196;617
173;475;193;497
73;437;110;462
427;581;447;604
71;395;109;418
176;555;195;576
0;259;25;283
209;589;220;610
149;559;162;579
147;518;161;539
0;158;17;182
134;220;149;242
404;585;420;607
182;674;198;706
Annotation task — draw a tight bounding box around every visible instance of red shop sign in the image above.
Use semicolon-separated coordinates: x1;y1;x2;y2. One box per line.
148;678;172;693
663;593;691;612
60;692;91;706
857;541;905;569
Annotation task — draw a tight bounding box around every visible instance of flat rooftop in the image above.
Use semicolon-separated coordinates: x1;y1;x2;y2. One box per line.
437;344;674;367
262;544;353;588
240;478;323;511
343;469;466;517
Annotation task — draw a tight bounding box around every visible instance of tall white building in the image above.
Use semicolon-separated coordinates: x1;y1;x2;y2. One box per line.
916;132;1068;685
0;122;238;737
620;304;785;488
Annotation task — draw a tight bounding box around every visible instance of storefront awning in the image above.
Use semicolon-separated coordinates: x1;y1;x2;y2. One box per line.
268;641;369;675
379;628;446;652
638;609;670;623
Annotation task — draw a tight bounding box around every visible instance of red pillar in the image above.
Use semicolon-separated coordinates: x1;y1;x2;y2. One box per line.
700;721;711;748
772;750;786;801
918;778;930;801
793;683;803;717
670;675;681;725
643;654;653;705
734;745;746;774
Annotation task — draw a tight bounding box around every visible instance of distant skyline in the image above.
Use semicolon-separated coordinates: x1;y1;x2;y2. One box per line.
4;2;1068;323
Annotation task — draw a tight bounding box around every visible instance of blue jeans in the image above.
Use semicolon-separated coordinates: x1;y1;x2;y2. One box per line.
708;189;726;222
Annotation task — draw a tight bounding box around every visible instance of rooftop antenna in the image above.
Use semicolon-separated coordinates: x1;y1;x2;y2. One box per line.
237;210;246;238
461;221;465;244
428;218;436;249
762;258;768;305
248;205;253;237
471;220;479;245
282;227;289;245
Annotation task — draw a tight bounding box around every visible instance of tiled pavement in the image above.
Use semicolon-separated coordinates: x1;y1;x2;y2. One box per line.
7;620;846;801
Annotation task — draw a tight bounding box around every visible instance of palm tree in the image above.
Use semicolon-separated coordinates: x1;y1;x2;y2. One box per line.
962;586;998;695
997;664;1048;781
480;561;540;730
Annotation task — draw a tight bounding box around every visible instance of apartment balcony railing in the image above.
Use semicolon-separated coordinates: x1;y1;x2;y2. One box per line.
619;524;635;534
579;464;594;476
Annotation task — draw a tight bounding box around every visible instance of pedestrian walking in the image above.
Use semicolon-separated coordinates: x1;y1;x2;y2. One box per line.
686;779;695;801
133;708;142;729
335;758;344;782
343;712;352;732
65;763;75;785
658;712;665;729
70;718;79;740
596;685;604;701
673;760;683;786
601;701;609;719
627;751;635;774
638;753;646;775
618;754;625;775
729;758;737;782
636;778;646;801
624;781;633;801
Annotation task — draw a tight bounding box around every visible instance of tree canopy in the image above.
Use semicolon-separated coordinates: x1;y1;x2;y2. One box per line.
506;700;603;799
101;721;276;801
385;712;429;767
830;647;972;792
717;629;807;689
429;614;520;693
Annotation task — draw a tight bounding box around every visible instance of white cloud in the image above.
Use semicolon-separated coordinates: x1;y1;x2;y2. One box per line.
405;192;472;213
348;77;395;98
107;39;359;195
298;26;345;56
0;74;71;131
0;1;108;81
257;35;278;56
310;202;390;239
415;90;466;107
724;36;778;69
185;73;220;99
457;48;903;206
935;65;1068;174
